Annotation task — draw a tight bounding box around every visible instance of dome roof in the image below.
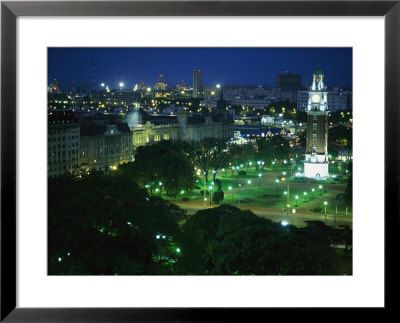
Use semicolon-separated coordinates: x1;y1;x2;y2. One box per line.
125;109;141;128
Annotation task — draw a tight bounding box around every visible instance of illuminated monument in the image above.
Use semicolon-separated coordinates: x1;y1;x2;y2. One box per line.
304;67;329;179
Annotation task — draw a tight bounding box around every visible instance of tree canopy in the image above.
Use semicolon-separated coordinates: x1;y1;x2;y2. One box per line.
176;205;337;275
125;141;195;197
48;172;185;275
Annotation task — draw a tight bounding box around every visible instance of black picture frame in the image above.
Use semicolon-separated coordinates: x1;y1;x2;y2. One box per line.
1;1;398;321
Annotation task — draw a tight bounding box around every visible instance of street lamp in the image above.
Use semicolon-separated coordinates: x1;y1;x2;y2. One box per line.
275;179;280;195
295;195;299;207
283;191;287;208
319;184;323;195
324;201;328;220
228;186;233;201
258;173;262;188
303;191;307;202
311;188;315;198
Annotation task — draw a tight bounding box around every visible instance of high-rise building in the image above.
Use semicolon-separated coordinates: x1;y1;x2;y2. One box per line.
192;70;203;98
304;67;329;179
275;72;302;91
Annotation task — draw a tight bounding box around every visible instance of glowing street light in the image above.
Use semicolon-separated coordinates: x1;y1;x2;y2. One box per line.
275;178;280;195
303;191;307;202
295;195;299;207
228;186;233;201
324;201;328;220
119;82;124;89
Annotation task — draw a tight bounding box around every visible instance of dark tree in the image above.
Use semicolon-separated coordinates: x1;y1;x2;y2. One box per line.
129;141;195;196
256;138;274;166
48;172;184;275
176;205;336;275
190;138;230;182
270;134;291;161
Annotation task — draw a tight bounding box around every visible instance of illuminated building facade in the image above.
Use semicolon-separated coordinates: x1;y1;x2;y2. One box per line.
48;111;80;177
304;67;329;179
125;108;234;148
79;118;134;172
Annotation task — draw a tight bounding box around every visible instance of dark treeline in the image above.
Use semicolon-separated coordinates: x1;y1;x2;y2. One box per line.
49;172;352;275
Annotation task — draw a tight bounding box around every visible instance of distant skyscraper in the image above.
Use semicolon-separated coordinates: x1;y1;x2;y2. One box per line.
275;72;302;91
304;67;329;179
193;70;203;98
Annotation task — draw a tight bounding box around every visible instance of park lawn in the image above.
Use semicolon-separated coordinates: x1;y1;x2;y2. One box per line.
161;172;336;211
159;169;350;215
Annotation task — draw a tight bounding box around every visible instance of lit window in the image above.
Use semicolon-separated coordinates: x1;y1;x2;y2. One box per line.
313;134;317;141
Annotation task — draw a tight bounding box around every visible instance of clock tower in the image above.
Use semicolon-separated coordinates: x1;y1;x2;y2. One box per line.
304;67;329;179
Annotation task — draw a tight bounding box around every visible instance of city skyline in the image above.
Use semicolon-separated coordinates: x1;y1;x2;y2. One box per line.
48;48;352;92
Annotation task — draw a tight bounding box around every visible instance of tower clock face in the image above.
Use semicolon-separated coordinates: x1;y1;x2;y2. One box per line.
312;94;321;103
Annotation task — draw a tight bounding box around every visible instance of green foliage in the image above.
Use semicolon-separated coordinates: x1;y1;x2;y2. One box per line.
48;172;185;275
269;135;291;161
190;138;231;182
328;125;352;157
49;174;350;276
298;131;306;149
343;174;352;206
212;190;224;204
230;143;256;167
256;138;274;166
128;141;195;197
176;205;336;275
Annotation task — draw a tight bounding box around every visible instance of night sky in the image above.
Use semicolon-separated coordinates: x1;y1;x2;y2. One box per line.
48;48;352;92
